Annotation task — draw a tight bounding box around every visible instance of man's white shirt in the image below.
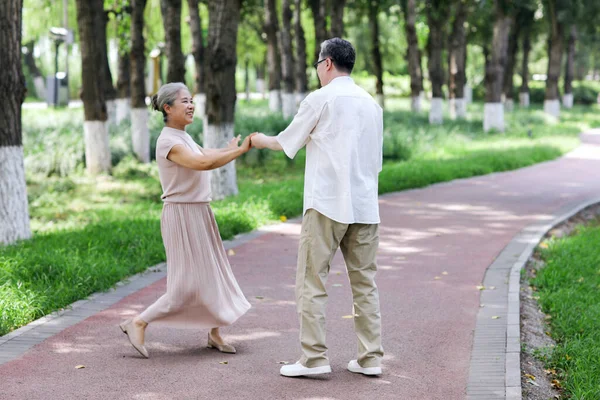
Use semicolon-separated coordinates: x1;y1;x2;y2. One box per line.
276;76;383;224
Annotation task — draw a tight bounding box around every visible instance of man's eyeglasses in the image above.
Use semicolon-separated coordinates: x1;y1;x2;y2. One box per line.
313;58;328;69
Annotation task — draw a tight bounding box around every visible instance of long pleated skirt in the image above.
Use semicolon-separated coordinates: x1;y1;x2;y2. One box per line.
139;202;251;328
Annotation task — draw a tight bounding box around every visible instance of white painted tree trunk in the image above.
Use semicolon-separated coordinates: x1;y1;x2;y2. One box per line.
464;84;473;104
295;91;307;107
504;99;514;112
194;93;206;119
429;98;443;124
519;92;530;107
420;91;426;101
411;96;421;112
269;90;282;112
376;94;385;109
256;79;266;98
84;121;111;175
483;102;505;132
0;146;31;245
33;76;46;99
131;108;150;163
562;93;574;109
115;98;131;125
106;99;117;126
449;98;466;119
203;122;238;199
281;92;296;118
544;99;561;119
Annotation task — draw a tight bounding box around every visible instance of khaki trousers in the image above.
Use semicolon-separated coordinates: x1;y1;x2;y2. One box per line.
296;209;383;368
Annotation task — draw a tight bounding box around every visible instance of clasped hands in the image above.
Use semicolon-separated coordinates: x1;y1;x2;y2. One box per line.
226;132;272;152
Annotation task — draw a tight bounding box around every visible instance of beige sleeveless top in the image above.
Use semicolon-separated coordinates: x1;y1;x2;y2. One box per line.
155;127;212;203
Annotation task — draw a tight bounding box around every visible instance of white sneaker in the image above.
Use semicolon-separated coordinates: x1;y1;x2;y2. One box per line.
280;361;332;377
347;360;382;376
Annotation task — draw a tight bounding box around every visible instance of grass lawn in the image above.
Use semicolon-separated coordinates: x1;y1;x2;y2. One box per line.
1;98;599;336
530;219;600;398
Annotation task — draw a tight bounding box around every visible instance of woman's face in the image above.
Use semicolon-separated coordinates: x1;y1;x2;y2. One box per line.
165;89;195;126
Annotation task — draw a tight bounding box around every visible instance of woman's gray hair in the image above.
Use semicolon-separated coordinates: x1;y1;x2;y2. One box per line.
151;82;189;122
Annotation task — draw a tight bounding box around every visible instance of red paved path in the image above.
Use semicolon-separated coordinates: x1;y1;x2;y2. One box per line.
1;132;599;400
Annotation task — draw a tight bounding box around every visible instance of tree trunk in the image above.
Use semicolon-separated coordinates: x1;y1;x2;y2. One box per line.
115;50;131;125
502;15;520;112
265;0;282;112
330;0;346;38
256;60;266;98
187;0;206;119
97;9;117;126
483;0;511;132
402;0;423;112
187;0;205;95
280;0;296;117
563;25;576;109
76;0;111;174
294;0;308;105
23;41;46;99
161;0;186;83
544;0;563;118
519;10;533;107
205;0;241;199
309;0;327;65
244;57;250;102
130;0;150;163
0;0;31;245
426;0;446;124
368;0;384;108
448;0;468;119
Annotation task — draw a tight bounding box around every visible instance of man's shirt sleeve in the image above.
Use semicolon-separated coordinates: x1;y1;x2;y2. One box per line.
276;100;319;159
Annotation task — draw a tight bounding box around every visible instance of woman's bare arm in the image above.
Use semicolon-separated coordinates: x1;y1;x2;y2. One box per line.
168;135;253;171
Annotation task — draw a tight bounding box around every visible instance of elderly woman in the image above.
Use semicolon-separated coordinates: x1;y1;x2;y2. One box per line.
120;82;253;358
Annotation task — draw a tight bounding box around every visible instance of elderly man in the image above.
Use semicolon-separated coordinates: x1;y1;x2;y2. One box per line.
251;38;384;377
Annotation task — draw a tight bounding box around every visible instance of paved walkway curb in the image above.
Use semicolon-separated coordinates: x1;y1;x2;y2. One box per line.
466;196;600;400
0;219;296;366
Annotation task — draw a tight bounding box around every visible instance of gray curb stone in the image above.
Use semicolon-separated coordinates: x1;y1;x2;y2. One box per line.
466;196;600;400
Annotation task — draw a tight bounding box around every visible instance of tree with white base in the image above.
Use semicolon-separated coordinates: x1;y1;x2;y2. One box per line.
401;0;424;112
518;7;534;108
130;0;150;163
76;0;111;174
0;0;31;245
448;0;469;119
205;0;242;199
426;0;448;125
115;51;131;125
483;0;511;132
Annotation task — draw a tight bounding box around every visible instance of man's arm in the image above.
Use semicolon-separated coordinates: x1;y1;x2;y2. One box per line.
251;134;283;151
252;100;318;158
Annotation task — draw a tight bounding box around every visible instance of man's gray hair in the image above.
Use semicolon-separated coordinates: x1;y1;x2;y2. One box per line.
319;38;356;74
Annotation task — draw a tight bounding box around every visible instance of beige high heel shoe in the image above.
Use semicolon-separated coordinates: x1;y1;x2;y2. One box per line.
207;333;236;354
119;319;149;358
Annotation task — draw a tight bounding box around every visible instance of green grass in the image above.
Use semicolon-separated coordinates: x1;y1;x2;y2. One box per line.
530;220;600;398
1;99;599;336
